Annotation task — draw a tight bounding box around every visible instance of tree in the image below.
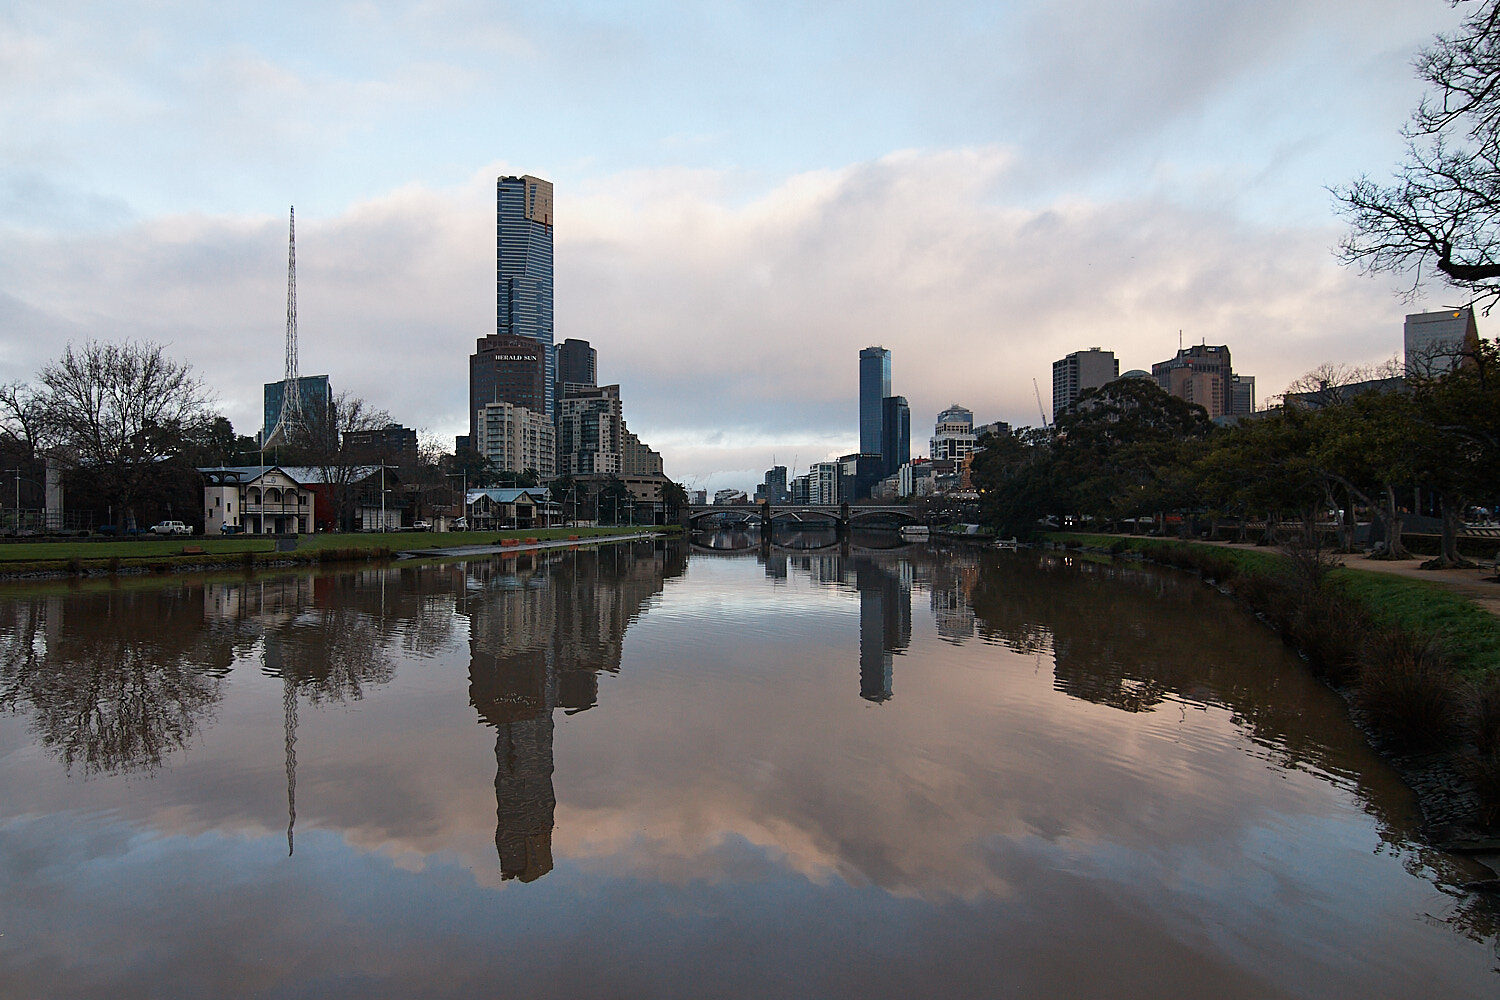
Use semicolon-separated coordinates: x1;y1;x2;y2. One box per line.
660;479;689;525
1335;1;1500;310
286;392;392;531
39;340;212;527
0;381;51;461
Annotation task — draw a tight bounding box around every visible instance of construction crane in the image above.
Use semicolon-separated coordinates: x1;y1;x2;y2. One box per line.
1033;378;1049;428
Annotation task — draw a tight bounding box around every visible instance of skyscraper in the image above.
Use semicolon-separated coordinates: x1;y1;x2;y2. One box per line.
469;333;547;446
497;175;556;418
1052;348;1119;418
1152;344;1233;418
859;347;891;455
555;337;597;401
1404;307;1480;375
880;395;910;477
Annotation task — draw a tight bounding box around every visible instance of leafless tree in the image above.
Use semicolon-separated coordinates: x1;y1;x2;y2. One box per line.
288;391;392;530
38;340;212;527
0;381;51;461
1334;1;1500;310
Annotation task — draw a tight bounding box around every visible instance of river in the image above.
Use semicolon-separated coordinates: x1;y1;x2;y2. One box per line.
0;535;1494;998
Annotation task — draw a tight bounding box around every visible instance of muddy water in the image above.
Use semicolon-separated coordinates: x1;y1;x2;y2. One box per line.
0;537;1494;998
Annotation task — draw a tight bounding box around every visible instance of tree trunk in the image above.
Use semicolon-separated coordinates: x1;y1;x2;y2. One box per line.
1424;493;1476;569
1380;484;1409;560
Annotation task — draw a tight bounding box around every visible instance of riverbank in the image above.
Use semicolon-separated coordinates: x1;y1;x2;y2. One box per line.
0;525;675;581
1047;532;1500;845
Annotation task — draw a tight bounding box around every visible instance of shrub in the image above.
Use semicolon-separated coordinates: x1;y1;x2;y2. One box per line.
1356;630;1467;751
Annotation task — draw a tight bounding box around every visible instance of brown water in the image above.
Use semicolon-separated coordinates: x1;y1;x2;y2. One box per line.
0;536;1495;998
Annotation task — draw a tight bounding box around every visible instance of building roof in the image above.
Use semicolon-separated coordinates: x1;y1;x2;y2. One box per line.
467;487;550;504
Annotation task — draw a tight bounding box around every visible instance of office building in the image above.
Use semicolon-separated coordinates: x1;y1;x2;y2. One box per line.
621;428;663;477
497;175;556;417
840;453;885;502
859;347;892;455
475;401;556;480
930;404;976;462
1404;307;1480;375
1152;344;1234;418
756;465;789;503
809;462;841;504
880;395;910;478
556;338;597;397
343;423;419;473
1052;348;1119;418
470;333;547;447
261;375;331;445
1229;374;1256;416
557;385;623;476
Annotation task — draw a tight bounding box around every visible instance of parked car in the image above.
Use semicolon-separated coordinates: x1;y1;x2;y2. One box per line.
451;517;467;531
150;520;193;536
219;523;242;534
412;521;432;531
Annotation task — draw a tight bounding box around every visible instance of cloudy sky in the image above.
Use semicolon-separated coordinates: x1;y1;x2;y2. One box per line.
0;0;1475;492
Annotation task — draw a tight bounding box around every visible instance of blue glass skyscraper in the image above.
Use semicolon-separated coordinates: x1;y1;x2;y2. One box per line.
497;175;556;418
859;346;891;455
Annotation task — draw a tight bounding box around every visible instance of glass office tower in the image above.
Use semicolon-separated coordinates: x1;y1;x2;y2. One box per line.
859;346;891;455
497;175;556;418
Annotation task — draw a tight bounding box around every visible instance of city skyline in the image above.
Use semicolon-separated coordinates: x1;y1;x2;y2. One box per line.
0;1;1483;494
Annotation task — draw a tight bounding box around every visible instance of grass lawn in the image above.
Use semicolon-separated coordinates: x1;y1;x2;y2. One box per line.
1049;531;1500;677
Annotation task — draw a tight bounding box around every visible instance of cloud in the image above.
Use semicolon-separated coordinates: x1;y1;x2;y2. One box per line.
0;147;1435;488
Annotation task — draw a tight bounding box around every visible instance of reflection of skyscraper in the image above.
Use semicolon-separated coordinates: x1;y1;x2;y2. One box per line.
494;713;556;882
855;560;911;702
462;543;678;882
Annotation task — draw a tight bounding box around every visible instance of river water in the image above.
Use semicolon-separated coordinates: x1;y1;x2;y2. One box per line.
0;534;1495;998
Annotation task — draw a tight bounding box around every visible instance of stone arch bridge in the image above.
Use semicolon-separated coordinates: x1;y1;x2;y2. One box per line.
685;503;924;535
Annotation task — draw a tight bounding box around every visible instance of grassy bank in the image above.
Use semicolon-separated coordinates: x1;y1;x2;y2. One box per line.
1050;531;1500;832
0;525;671;576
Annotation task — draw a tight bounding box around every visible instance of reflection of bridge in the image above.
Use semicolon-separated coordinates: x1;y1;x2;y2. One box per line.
685;503;923;534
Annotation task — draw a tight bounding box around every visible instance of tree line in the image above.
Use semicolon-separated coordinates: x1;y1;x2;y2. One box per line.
0;340;443;531
971;339;1500;567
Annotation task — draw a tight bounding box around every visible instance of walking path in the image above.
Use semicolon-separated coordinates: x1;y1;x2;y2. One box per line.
1194;539;1500;617
413;531;661;559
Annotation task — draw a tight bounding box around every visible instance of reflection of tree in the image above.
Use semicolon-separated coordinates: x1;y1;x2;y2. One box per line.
967;550;1500;956
0;590;233;775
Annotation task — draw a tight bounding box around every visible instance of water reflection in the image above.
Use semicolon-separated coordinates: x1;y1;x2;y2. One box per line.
463;541;682;880
0;539;1495;995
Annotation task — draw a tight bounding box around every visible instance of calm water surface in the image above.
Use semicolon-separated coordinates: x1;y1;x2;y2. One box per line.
0;535;1496;998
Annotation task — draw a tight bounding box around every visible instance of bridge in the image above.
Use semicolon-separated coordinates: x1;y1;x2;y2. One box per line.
684;502;924;535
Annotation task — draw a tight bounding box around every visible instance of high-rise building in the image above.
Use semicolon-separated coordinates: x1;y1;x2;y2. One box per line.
930;404;975;462
1228;374;1256;416
859;347;892;455
261;375;331;444
880;395;910;478
556;338;597;396
1152;344;1233;418
1404;307;1480;375
809;462;842;505
557;384;623;476
497;175;556;418
1052;348;1119;418
469;333;547;447
343;423;419;473
475;401;556;479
